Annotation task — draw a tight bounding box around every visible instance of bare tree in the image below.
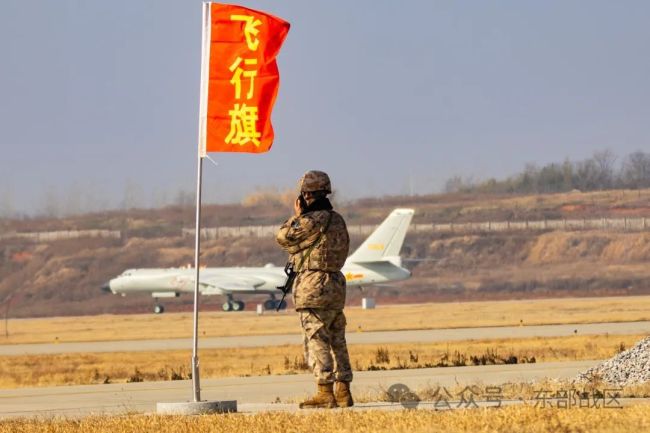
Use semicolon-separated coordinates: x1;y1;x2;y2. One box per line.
621;151;650;189
443;176;463;193
574;158;601;191
444;150;645;195
592;149;617;189
561;159;574;190
537;163;566;193
518;163;539;193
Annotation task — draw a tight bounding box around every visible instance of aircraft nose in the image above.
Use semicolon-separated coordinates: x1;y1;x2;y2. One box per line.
100;281;112;293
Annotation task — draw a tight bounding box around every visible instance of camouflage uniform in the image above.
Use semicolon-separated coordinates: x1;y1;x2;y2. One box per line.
276;207;353;385
299;308;352;383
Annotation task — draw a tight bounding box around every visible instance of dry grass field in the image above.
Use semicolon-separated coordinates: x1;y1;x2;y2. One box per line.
3;296;650;345
0;334;645;389
352;188;650;223
2;406;650;433
361;379;650;403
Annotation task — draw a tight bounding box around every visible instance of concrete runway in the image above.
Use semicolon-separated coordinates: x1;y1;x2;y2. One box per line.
2;321;648;356
0;361;601;418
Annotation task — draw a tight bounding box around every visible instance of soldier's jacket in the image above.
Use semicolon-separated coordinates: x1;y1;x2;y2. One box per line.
276;209;350;310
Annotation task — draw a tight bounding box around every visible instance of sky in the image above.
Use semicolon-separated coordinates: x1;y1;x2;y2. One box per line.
0;0;649;215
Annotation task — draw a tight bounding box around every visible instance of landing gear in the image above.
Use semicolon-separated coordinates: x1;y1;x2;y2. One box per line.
263;297;287;311
151;293;178;314
222;295;245;312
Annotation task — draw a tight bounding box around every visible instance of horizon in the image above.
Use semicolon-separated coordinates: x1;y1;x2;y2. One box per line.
3;180;649;223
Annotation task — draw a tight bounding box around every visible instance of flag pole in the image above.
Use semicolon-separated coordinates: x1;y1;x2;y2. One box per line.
190;0;212;404
191;154;203;402
158;3;235;412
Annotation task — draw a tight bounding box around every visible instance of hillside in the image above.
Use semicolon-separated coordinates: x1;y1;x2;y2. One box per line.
1;189;649;317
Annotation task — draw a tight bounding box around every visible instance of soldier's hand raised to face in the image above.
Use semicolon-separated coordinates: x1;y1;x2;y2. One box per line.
294;197;303;216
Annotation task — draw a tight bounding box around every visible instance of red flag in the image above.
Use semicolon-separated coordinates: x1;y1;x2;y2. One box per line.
198;3;290;155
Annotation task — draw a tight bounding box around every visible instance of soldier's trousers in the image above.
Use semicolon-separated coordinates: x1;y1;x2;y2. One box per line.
298;308;353;384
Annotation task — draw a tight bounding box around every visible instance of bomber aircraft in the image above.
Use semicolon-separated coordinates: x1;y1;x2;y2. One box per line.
101;208;414;313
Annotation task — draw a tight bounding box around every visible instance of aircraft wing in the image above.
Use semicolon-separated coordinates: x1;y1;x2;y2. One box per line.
198;275;267;295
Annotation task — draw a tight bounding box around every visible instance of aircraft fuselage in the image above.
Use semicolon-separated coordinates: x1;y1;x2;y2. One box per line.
106;260;411;297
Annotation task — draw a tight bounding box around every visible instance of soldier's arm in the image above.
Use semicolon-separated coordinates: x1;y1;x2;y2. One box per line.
276;214;321;254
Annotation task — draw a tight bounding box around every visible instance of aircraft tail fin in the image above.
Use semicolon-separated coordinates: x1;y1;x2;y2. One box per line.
347;208;414;264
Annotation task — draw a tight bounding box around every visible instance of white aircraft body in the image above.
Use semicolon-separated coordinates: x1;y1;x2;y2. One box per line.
102;208;414;313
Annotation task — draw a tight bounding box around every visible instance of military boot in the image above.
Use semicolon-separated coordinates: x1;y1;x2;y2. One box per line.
299;383;337;409
335;381;354;407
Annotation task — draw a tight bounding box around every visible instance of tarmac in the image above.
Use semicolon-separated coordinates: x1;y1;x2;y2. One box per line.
0;360;604;418
2;320;648;356
1;321;648;419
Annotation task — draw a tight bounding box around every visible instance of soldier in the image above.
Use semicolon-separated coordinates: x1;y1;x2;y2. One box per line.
276;170;354;409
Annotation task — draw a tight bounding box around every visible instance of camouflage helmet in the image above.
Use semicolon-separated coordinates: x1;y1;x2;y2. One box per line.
299;170;332;194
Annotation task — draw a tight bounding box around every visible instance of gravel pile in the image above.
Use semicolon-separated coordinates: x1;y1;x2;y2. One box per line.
575;336;650;386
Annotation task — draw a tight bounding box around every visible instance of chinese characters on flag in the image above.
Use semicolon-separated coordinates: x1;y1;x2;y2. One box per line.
198;3;290;155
